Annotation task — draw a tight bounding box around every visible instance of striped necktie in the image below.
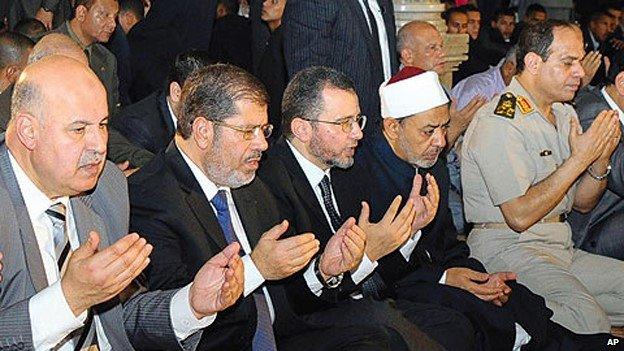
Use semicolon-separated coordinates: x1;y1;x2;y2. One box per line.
211;190;277;351
318;175;342;232
45;203;99;350
45;203;71;271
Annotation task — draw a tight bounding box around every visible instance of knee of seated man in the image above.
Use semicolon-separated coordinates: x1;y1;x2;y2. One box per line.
560;298;611;333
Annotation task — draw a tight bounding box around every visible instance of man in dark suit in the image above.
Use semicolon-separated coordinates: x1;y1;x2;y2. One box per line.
7;0;71;30
0;31;33;132
209;0;252;72
0;54;246;351
569;67;624;260
112;50;211;154
282;0;398;128
128;63;405;350
127;0;217;101
582;10;613;87
258;66;476;351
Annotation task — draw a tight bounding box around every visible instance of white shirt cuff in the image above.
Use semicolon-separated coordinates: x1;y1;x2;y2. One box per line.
351;253;378;284
439;270;448;284
29;280;87;350
399;230;422;261
170;284;216;341
303;258;324;296
242;254;265;297
513;323;532;350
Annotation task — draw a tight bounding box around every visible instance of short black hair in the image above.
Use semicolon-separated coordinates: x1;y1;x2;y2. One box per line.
458;4;479;13
13;18;46;40
167;49;214;88
516;19;577;73
119;0;144;20
281;66;356;139
0;32;34;69
589;10;614;23
178;63;268;139
442;7;467;24
493;7;516;21
526;3;547;18
217;0;239;15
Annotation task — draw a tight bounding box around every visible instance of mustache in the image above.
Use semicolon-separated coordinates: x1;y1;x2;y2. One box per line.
77;150;105;168
245;151;263;162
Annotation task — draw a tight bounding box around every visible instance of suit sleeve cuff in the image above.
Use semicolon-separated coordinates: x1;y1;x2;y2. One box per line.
242;254;265;297
170;284;216;341
399;230;422;261
29;280;87;350
351;253;378;284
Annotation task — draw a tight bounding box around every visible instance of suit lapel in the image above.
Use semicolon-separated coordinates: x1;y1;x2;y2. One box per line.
274;139;332;232
165;145;228;250
0;142;48;292
232;185;263;248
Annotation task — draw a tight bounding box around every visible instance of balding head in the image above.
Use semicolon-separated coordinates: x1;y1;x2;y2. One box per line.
8;55;108;198
397;21;446;74
28;33;89;65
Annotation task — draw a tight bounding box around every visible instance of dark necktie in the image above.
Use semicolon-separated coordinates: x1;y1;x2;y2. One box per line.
362;0;384;70
45;203;98;350
210;190;277;351
318;175;342;232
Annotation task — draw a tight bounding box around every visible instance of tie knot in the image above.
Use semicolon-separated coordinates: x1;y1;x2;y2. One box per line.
211;189;229;212
319;174;332;191
46;202;66;222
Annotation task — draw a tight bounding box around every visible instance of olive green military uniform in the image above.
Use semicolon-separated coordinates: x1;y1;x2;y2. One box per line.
461;77;624;334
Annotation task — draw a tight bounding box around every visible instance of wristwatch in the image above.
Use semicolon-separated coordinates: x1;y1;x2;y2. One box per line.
587;164;611;181
314;258;342;289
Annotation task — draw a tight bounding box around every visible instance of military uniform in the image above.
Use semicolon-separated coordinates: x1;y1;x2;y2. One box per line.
461;77;624;334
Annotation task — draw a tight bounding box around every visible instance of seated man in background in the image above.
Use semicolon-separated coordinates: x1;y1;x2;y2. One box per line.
112;50;212;154
0;31;33;131
570;62;624;261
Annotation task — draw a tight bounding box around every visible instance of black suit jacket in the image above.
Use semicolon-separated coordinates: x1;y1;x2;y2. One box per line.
568;86;624;260
127;0;217;101
111;90;175;154
208;14;252;72
353;133;485;289
583;27;608;87
282;0;398;126
128;144;332;349
257;138;368;314
0;84;13;133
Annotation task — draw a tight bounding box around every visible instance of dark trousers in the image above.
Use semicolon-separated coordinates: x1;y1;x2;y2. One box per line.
279;325;391;351
301;297;453;351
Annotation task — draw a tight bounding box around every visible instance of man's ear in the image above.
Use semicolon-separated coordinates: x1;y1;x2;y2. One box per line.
290;117;313;142
382;118;401;141
74;4;89;22
523;52;542;75
169;81;182;103
13;113;40;150
192;116;213;149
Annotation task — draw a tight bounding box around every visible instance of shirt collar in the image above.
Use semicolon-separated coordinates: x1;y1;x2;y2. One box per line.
64;21;89;50
8;150;70;222
286;139;331;189
601;86;624;124
589;31;600;49
166;97;178;130
176;142;229;201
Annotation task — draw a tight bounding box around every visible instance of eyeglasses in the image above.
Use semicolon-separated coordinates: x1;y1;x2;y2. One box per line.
300;114;367;133
208;119;274;140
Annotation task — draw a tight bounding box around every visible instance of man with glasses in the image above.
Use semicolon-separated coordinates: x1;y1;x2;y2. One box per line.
127;63;395;350
258;65;473;351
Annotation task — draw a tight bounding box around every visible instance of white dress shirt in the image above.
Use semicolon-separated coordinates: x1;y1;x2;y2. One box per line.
357;0;392;80
178;145;276;321
602;87;624;125
10;152;213;350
